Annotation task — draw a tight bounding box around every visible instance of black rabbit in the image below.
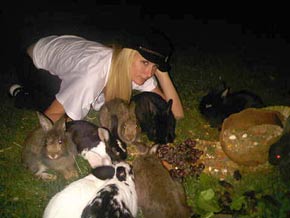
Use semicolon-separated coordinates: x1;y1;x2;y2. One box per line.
269;116;290;183
131;92;176;144
199;82;264;128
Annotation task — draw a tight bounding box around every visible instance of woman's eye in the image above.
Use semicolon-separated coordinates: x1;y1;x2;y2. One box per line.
142;60;149;65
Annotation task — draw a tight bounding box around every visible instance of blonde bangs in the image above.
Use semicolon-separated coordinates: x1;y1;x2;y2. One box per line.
105;48;136;102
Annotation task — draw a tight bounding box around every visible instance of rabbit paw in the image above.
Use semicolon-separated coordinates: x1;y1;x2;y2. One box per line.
63;169;79;180
36;172;57;181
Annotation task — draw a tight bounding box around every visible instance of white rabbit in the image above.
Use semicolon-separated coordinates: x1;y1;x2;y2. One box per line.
43;165;115;218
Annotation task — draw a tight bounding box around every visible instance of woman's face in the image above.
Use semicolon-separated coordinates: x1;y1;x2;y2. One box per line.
131;52;158;85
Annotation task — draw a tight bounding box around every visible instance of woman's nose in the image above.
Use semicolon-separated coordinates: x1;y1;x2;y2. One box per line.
145;66;156;78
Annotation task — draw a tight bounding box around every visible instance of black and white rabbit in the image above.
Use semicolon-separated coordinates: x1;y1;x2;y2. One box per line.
132;144;192;218
66;120;127;167
131;92;176;144
81;161;138;218
199;82;264;128
43;162;137;218
22;112;78;180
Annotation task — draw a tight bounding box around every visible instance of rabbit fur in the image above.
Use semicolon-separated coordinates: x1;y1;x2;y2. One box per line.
269;116;290;183
81;161;138;218
199;82;264;128
99;98;141;144
132;144;191;218
43;162;137;218
66;120;127;167
131;92;176;144
22;112;78;180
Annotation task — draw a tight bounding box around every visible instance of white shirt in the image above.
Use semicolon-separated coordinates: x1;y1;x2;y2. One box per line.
32;35;157;120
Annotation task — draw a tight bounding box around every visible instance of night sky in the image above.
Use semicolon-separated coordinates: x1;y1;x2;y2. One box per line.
2;1;290;72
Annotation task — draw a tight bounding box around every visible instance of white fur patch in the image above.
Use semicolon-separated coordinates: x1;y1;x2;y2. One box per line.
81;142;112;168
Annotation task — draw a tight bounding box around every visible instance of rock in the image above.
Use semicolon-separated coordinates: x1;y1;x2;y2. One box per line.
220;108;284;166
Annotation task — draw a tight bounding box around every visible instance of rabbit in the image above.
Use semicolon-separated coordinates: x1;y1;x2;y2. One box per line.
132;144;192;218
199;81;264;128
269;116;290;183
21;111;78;180
43;164;116;218
131;92;176;144
43;162;137;218
99;98;141;144
81;161;138;218
66;119;127;167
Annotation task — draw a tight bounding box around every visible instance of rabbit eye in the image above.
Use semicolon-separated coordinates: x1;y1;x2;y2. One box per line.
58;139;63;144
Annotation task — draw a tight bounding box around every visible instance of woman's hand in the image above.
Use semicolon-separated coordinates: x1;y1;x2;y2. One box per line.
44;99;66;123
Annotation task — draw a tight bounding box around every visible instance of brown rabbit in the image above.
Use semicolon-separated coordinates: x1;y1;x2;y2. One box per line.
99;98;140;144
132;144;192;218
22;112;78;180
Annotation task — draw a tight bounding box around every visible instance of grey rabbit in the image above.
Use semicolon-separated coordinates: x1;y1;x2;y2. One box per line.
99;98;141;144
132;144;192;218
22;112;78;180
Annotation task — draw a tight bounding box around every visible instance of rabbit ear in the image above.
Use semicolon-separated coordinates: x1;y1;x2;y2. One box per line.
99;106;111;128
36;111;53;132
111;115;120;136
98;127;110;142
166;99;173;114
149;144;160;154
221;88;230;99
129;102;136;115
134;142;149;154
91;165;115;180
54;114;66;132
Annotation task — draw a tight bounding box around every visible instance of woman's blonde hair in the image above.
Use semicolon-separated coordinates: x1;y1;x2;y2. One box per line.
104;46;137;103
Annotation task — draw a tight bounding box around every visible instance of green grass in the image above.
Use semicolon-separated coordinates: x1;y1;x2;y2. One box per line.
1;49;289;218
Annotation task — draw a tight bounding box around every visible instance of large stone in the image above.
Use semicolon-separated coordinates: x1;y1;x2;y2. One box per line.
220;108;285;166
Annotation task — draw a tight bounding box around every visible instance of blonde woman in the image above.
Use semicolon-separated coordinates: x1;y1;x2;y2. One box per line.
10;32;184;123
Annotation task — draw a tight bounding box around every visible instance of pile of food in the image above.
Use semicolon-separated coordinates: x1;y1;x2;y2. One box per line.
157;138;205;181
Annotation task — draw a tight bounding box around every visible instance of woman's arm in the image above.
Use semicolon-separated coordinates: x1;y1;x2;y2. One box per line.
44;99;66;123
152;70;184;119
27;43;35;58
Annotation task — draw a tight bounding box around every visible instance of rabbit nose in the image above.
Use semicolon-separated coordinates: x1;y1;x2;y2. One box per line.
48;154;59;159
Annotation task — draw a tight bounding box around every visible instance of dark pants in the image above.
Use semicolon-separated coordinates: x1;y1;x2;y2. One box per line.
14;52;61;112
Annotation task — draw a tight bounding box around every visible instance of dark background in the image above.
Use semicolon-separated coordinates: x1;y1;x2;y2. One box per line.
2;1;290;75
